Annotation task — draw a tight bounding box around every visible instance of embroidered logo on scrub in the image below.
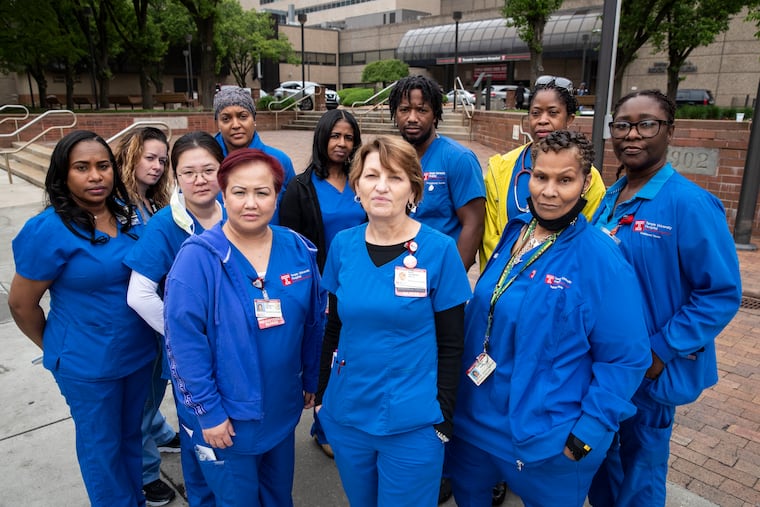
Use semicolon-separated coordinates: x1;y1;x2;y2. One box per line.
423;171;447;192
544;273;573;290
632;219;672;239
280;269;312;286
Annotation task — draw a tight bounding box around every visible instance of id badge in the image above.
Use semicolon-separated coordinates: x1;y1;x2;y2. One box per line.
467;352;497;386
254;298;285;329
600;227;622;245
394;266;427;297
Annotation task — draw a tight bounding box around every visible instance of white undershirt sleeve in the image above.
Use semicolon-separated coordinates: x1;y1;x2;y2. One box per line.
127;271;165;335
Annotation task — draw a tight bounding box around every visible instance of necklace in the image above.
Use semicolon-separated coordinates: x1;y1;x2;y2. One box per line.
514;224;551;261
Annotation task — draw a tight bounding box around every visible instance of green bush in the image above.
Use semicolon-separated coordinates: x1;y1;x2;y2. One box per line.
258;95;295;111
675;104;754;120
338;88;374;106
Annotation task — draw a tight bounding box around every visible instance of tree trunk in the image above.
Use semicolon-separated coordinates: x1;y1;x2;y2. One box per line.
140;69;154;109
65;62;75;110
198;17;216;109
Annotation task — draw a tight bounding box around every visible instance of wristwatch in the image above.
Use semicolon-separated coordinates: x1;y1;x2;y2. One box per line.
565;433;591;460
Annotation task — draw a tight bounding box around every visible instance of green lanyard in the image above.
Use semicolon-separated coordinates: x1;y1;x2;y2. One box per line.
482;219;562;352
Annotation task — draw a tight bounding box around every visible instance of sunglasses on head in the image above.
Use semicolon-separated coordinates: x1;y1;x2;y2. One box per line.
535;75;574;93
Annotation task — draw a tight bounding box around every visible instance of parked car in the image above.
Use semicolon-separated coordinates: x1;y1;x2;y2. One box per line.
445;89;477;106
273;81;339;110
479;85;531;109
676;89;715;106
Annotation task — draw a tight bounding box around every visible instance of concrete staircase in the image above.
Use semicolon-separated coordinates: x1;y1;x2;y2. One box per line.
0;142;52;188
282;108;473;141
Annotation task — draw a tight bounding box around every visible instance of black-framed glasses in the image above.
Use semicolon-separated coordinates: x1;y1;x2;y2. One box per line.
534;75;574;93
608;119;672;139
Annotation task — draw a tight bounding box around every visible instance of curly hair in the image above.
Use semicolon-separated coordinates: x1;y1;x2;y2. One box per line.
532;129;595;176
389;75;443;128
115;127;172;210
529;81;578;117
45;130;133;243
311;109;362;180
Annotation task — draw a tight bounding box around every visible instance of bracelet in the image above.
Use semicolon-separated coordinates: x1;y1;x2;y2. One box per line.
435;429;450;443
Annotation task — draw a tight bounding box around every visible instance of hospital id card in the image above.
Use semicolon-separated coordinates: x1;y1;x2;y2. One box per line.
467;352;497;386
254;299;285;329
394;266;428;297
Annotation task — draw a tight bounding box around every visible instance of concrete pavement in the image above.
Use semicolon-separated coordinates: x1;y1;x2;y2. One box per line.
1;128;756;506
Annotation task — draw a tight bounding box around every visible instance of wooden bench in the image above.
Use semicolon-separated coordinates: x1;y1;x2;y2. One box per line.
153;92;192;109
576;94;596;108
45;95;62;109
73;95;96;109
109;95;142;110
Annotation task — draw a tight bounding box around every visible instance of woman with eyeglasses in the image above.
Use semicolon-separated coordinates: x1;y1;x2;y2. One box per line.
448;130;650;507
480;75;606;269
163;148;326;506
8;130;156;506
124;131;225;507
588;90;741;507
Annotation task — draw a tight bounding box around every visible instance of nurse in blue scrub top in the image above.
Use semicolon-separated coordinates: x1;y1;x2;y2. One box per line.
164;148;326;507
315;135;472;507
9;130;156;507
125;131;225;507
280;108;365;459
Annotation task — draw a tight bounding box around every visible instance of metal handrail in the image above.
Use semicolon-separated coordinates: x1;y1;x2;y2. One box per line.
350;82;397;126
0;105;30;136
267;90;321;129
106;120;173;145
0;109;77;184
451;77;474;119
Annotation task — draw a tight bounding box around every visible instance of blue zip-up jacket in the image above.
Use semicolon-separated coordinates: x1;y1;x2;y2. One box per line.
164;224;326;440
593;164;741;405
454;214;650;463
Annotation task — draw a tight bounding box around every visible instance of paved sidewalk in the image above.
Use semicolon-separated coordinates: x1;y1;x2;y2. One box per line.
0;128;757;506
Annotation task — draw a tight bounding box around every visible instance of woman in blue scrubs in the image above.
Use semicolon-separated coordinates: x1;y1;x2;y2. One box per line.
125;131;225;507
116;126;178;506
316;135;472;507
588;90;742;507
9;130;156;507
163;148;327;506
448;130;651;507
280;109;364;458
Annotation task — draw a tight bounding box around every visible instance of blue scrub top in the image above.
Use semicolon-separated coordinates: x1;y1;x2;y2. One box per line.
411;136;485;240
320;223;472;436
311;171;365;254
13;207;156;380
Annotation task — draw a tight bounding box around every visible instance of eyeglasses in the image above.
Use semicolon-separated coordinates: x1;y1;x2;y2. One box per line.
177;168;218;183
534;75;574;93
608;119;671;139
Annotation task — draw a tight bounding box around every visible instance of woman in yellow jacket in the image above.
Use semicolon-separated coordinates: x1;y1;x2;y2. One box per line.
481;76;606;268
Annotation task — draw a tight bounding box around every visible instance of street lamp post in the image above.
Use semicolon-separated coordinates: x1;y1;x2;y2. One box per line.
186;34;194;102
298;13;307;100
183;50;191;98
581;34;589;87
453;11;462;111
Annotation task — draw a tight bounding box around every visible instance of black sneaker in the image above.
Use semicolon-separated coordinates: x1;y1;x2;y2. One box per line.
157;433;181;453
492;481;508;506
143;479;175;507
438;477;453;504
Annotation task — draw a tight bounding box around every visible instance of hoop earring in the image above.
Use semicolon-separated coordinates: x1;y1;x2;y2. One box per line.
406;201;417;213
354;195;361;203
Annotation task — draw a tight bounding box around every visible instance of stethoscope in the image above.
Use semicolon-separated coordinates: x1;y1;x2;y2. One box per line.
513;144;534;213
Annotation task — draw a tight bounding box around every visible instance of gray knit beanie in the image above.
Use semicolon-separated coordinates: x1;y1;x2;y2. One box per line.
214;87;256;119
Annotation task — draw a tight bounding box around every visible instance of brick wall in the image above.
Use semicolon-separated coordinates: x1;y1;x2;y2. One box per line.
470;111;759;236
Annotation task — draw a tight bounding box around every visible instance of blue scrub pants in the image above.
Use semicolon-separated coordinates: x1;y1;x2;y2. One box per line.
448;432;612;507
588;381;674;507
174;391;216;507
197;431;296;507
310;410;329;445
141;351;175;484
53;362;152;507
320;411;444;507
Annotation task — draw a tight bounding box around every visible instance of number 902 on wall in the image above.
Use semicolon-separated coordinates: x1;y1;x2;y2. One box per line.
667;147;718;176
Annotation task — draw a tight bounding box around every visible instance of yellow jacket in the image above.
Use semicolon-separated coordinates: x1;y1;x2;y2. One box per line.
480;144;606;269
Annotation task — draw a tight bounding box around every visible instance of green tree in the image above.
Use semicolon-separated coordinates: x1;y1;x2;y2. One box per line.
0;0;80;108
215;0;296;88
651;0;753;101
502;0;563;84
173;0;220;108
361;59;408;88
